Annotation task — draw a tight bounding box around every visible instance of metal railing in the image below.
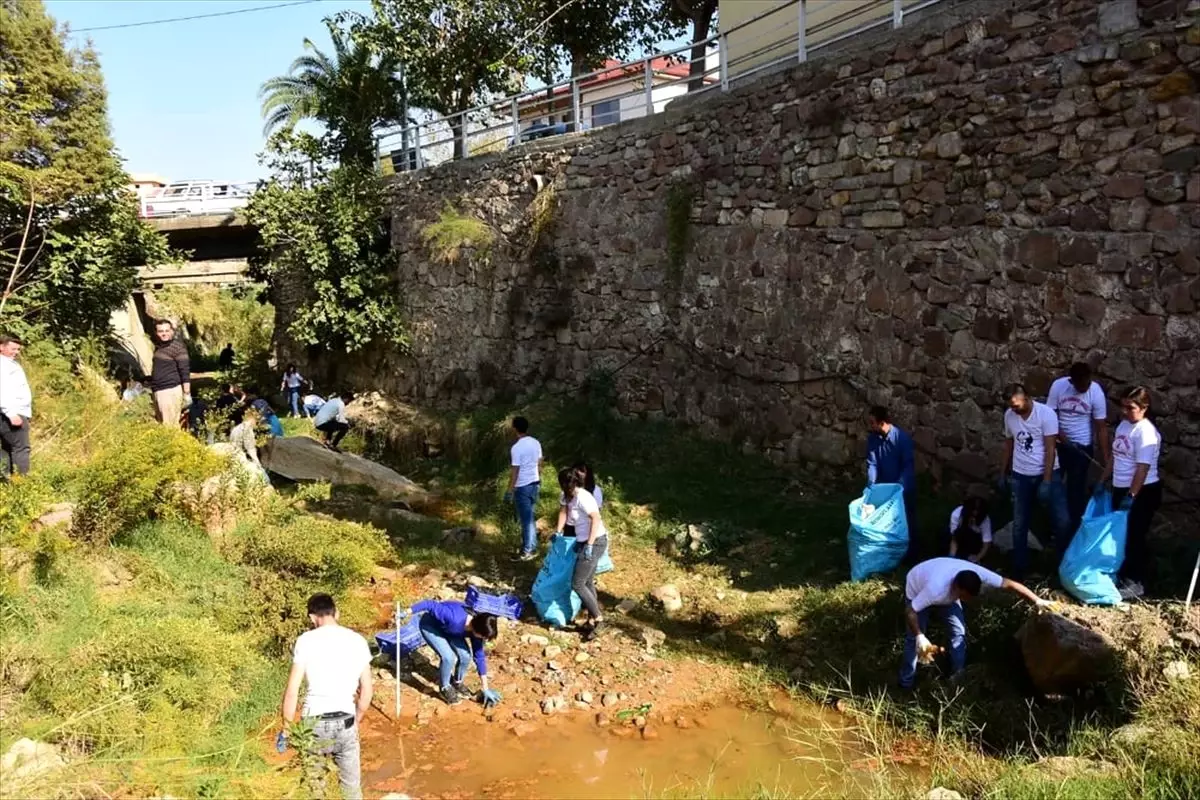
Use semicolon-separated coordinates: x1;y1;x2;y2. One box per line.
376;0;944;172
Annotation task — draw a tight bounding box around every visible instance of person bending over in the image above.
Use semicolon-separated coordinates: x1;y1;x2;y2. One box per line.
403;599;500;707
899;557;1050;689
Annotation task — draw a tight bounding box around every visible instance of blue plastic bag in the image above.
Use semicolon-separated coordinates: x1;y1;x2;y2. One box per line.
847;483;909;582
531;535;616;625
1058;489;1128;606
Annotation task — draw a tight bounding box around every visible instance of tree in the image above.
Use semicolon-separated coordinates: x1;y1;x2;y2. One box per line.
532;0;677;82
246;132;407;355
0;0;172;343
660;0;718;93
259;19;408;169
360;0;529;160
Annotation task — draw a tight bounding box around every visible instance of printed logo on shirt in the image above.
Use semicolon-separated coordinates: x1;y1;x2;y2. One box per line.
1058;395;1090;415
1113;434;1132;459
1016;430;1036;453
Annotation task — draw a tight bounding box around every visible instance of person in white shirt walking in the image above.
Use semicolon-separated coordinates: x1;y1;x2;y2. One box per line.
899;557;1049;689
554;465;609;641
1099;386;1162;600
280;364;306;418
1001;383;1071;578
504;416;543;561
313;393;352;450
1046;362;1110;532
279;594;373;800
0;334;32;478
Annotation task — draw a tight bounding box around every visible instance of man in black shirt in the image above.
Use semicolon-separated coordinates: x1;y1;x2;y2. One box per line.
149;319;191;427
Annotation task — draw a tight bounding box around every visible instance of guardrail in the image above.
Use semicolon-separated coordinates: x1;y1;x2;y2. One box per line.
139;182;257;219
376;0;944;171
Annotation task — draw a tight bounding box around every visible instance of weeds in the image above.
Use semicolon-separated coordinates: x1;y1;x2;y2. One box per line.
421;205;496;264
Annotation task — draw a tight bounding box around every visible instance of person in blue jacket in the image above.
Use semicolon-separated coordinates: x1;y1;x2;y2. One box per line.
403;599;500;707
866;406;918;560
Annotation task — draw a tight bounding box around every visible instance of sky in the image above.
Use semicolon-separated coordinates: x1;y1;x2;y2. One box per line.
48;0;371;182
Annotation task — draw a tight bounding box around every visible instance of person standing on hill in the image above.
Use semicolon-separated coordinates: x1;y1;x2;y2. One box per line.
1100;386;1163;600
218;342;235;370
1047;362;1109;532
279;594;372;800
866;406;918;559
149;320;190;428
0;333;32;478
503;416;543;561
280;364;306;418
1001;383;1071;578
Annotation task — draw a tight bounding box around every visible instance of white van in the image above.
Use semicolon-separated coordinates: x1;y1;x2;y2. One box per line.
140;180;255;218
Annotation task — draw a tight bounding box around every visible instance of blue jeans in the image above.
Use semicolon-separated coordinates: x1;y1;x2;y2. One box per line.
419;614;471;689
899;602;966;688
514;482;540;555
286;387;301;417
1010;470;1071;576
1057;442;1092;534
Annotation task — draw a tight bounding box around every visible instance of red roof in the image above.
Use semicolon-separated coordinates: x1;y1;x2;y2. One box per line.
513;57;713;113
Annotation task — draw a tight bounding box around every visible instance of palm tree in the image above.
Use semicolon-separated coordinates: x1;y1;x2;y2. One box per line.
259;24;407;168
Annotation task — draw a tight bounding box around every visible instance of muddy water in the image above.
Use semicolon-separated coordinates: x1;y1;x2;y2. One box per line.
363;699;914;799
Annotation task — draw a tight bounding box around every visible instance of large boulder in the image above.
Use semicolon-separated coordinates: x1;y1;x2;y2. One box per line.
1016;611;1119;695
261;436;429;506
1;738;65;786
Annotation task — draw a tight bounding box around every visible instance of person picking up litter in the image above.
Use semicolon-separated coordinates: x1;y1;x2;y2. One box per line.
899;557;1052;689
401;599;501;707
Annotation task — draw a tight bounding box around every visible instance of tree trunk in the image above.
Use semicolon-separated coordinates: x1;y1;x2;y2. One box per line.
687;6;714;93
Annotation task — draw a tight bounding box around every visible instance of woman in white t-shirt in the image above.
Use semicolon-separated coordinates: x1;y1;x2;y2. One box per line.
1100;386;1162;600
572;461;603;508
554;466;609;642
947;496;992;564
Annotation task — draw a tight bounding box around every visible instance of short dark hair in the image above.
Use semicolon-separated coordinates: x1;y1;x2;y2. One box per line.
0;333;24;346
512;416;530;434
868;405;889;423
1068;362;1091;385
306;593;336;617
470;612;499;640
154;319;173;328
1004;383;1027;402
951;570;983;597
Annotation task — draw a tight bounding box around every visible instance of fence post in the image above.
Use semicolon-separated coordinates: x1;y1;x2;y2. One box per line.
644;58;654;116
511;98;520;144
571;78;582;132
719;32;729;90
458;112;468;160
799;0;808;63
414;123;423;170
893;0;903;28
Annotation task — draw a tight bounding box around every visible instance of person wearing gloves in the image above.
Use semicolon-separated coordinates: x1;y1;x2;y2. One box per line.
401;599;500;707
504;416;543;561
554;465;609;642
899;557;1050;689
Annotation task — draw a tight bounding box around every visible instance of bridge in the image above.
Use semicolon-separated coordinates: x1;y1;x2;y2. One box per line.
138;212;257;287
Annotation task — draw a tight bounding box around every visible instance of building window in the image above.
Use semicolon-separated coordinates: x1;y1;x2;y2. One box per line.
591;99;620;128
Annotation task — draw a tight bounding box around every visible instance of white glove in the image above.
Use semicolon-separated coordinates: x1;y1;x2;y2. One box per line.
915;633;933;653
1034;598;1059;611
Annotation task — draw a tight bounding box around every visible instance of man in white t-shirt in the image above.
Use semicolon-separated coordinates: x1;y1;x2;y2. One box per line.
504;416;543;561
1001;383;1071;578
899;557;1048;689
280;594;373;800
1046;362;1109;532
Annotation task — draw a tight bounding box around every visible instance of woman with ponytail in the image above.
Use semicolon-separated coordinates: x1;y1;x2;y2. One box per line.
554;466;609;641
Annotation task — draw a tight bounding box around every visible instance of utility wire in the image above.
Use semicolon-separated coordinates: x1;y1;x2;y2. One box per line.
73;0;318;33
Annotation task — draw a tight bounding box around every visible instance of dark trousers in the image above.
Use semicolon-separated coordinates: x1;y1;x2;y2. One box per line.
572;537;607;620
317;420;349;447
1112;483;1162;585
0;416;31;477
1058;442;1093;535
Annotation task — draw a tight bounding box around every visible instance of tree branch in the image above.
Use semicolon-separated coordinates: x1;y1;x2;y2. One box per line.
0;192;37;317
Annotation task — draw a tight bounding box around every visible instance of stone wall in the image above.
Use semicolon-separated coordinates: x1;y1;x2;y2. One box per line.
280;0;1200;501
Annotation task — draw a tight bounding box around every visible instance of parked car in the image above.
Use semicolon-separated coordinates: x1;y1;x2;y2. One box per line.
140;180;255;218
507;120;590;148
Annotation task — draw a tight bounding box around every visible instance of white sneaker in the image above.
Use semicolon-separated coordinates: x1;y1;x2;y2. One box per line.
1118;580;1145;600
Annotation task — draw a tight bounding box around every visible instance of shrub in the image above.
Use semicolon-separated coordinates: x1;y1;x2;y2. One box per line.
421;205;495;264
71;424;222;546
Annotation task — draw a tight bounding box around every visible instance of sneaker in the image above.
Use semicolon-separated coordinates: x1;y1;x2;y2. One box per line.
1119;580;1145;600
518;552;538;562
440;685;462;706
581;620;606;642
452;681;470;697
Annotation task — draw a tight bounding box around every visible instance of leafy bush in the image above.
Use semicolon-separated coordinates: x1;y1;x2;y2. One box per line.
71;424;222;546
421;205;496;264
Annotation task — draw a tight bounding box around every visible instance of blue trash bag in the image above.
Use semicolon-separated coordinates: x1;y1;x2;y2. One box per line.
532;535;582;626
1059;489;1128;606
847;483;909;582
375;612;426;659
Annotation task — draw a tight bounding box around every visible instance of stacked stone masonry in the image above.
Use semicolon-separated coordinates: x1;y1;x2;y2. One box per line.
279;0;1200;502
